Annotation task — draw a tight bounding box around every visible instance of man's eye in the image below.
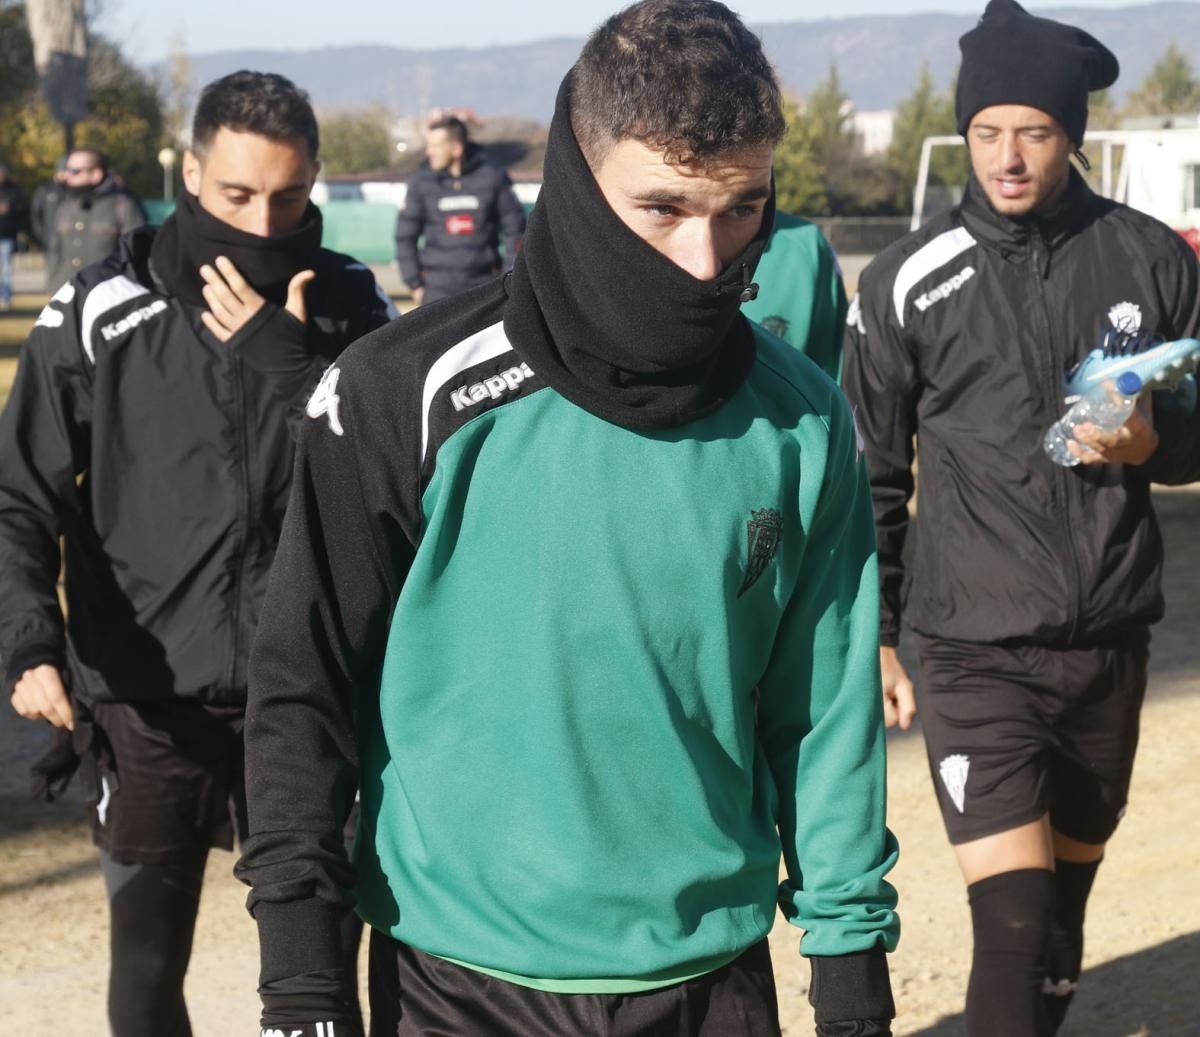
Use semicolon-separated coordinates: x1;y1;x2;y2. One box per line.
728;205;760;219
225;194;250;205
643;205;678;218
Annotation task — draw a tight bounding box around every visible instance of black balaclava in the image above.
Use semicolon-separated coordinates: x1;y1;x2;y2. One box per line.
150;189;323;307
503;73;775;431
955;0;1119;145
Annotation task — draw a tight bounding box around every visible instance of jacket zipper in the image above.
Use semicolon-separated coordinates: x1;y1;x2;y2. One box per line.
1029;237;1084;643
227;354;252;690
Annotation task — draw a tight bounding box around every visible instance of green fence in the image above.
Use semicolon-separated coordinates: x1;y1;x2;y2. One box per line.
143;199;400;264
143;198;534;266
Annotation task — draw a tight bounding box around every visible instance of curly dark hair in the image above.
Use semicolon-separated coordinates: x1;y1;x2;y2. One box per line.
191;71;320;160
569;0;785;168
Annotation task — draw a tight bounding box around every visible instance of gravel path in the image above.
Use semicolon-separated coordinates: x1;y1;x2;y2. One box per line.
2;489;1196;1036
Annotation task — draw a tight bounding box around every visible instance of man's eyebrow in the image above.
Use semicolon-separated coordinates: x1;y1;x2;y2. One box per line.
215;180;309;193
626;185;771;205
973;123;1053;132
628;188;689;205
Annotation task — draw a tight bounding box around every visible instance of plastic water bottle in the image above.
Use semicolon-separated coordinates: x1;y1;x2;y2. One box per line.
1043;371;1144;467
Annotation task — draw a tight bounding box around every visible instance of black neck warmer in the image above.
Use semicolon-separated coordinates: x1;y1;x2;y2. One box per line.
150;190;323;307
961;166;1094;253
503;77;774;430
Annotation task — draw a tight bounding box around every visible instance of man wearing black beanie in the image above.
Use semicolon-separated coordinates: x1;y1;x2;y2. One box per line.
844;1;1200;1035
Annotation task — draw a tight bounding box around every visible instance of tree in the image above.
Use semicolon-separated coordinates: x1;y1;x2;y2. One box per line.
0;13;165;199
886;63;964;215
773;96;827;216
805;64;857;185
319;108;394;175
774;65;883;217
0;0;36;116
1123;44;1200;117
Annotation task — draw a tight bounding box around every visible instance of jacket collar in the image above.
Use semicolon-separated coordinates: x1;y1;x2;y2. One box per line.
959;166;1095;259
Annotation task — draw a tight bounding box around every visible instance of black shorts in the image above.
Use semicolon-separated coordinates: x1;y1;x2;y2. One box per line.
84;700;248;866
367;933;782;1037
914;633;1149;846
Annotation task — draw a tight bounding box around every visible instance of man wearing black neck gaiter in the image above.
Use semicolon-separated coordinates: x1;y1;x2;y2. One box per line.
1;72;396;1037
240;4;900;1036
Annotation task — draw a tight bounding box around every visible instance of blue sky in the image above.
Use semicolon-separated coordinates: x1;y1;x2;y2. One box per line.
97;0;1165;63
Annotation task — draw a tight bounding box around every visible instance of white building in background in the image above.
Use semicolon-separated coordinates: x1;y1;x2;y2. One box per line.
852;110;896;156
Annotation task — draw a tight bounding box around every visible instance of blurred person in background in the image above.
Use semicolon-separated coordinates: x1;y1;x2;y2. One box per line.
394;114;526;304
29;156;66;256
0;161;26;311
43;148;146;293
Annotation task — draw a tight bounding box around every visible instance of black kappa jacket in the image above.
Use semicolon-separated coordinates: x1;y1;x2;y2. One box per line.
843;171;1200;648
0;226;397;704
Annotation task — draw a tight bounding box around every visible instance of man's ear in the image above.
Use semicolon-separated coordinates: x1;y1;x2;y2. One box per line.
182;150;202;196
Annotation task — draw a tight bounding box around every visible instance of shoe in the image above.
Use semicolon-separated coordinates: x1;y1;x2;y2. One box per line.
1063;332;1200;402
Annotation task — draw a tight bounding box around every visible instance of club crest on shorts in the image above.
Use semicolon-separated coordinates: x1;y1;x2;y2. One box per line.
938;753;970;813
736;508;783;599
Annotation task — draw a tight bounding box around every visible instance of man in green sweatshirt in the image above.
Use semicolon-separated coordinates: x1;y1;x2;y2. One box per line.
237;3;900;1035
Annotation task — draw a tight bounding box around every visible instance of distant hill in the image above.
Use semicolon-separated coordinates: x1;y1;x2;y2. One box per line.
171;3;1200;120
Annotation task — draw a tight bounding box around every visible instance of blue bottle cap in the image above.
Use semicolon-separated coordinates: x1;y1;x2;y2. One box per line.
1116;371;1143;395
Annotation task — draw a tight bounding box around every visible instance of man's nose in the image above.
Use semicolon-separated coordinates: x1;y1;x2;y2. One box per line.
673;222;723;281
250;203;274;238
999;136;1025;172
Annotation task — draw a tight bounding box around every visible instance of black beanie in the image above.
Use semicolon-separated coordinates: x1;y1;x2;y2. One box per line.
955;0;1119;145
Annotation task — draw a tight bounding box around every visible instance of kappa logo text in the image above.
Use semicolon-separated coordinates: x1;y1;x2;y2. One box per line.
450;361;534;412
100;299;169;341
914;265;975;313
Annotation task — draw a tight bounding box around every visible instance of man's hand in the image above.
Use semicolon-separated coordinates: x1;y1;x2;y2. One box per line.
11;664;73;730
200;256;315;343
411;285;425;306
1071;392;1159;466
880;646;916;731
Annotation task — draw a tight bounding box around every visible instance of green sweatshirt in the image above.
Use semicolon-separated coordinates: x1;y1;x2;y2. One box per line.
240;283;899;997
742;211;849;382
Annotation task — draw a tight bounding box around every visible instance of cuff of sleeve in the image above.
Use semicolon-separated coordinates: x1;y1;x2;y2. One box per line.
4;640;65;696
260;990;363;1033
253;897;350;987
808;945;895;1025
230;304;308;374
878;628;900;649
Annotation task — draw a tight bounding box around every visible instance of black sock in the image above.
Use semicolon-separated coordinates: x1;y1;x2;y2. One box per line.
102;850;207;1037
966;868;1056;1037
1043;858;1101;1033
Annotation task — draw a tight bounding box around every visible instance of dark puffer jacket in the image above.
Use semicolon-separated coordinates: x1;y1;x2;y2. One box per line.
45;176;146;292
394;143;526;298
